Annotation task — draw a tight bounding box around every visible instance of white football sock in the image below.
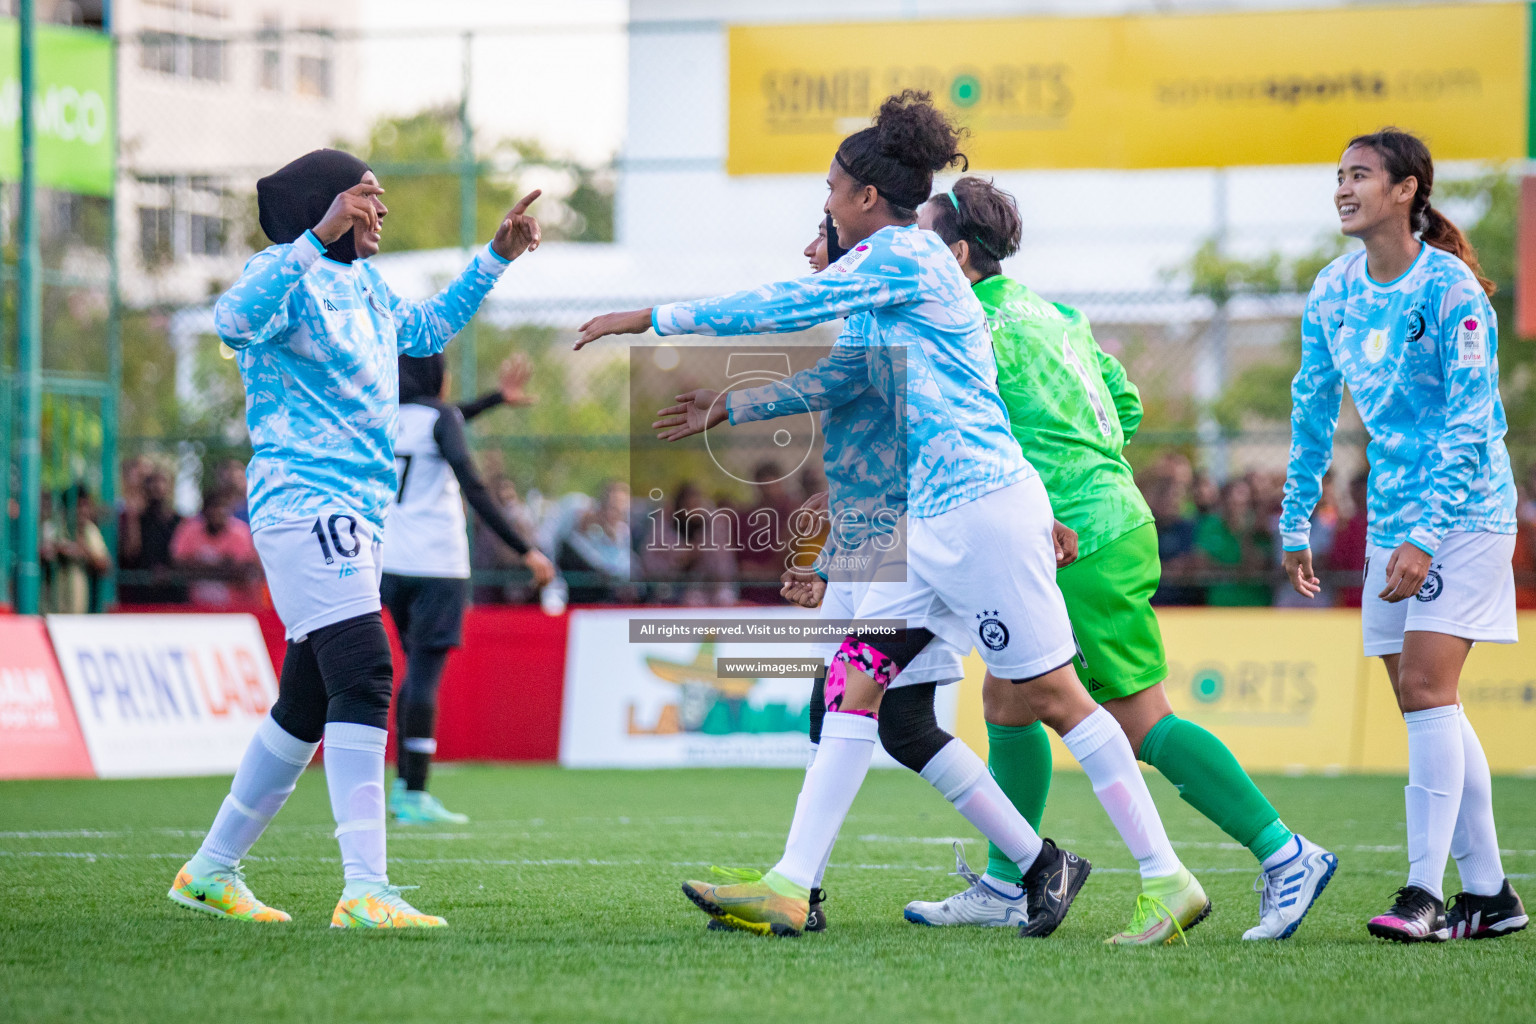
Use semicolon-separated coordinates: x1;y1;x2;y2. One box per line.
1403;704;1464;901
920;738;1042;870
195;715;318;871
1451;708;1505;897
1062;707;1181;880
324;722;389;884
802;742;837;890
771;712;875;891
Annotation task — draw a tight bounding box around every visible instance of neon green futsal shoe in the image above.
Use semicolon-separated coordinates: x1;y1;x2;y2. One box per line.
1106;867;1211;946
390;780;469;825
682;870;809;937
167;860;291;922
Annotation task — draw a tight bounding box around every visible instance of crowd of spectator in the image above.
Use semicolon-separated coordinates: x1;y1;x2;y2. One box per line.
15;452;1536;612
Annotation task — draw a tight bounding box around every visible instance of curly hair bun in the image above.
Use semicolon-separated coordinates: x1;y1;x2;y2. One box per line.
874;90;969;173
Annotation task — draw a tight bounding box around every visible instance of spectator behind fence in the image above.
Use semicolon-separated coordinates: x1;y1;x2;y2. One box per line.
1195;478;1273;606
216;457;251;524
42;485;111;614
1327;472;1370;608
118;463;186;603
559;480;637;603
170;485;261;607
1146;455;1200;605
471;476;541;605
1273;468;1338;608
641;481;737;606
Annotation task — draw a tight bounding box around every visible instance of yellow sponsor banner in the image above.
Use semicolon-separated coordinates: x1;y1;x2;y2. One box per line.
953;610;1534;774
728;4;1528;174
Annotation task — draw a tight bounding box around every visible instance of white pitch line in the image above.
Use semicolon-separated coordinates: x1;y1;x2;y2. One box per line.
1;850;1530;880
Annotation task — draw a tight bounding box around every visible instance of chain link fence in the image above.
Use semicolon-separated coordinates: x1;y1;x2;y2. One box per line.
10;16;1533;611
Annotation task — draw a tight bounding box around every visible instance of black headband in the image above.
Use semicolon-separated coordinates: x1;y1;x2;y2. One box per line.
835;149;931;212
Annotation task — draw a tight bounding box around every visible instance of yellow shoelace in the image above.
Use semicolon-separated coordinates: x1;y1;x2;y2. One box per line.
1129;892;1188;946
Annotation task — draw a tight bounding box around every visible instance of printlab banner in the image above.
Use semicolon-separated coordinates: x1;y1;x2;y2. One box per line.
0;616;93;779
561;607;957;768
46;614;279;778
728;3;1528;173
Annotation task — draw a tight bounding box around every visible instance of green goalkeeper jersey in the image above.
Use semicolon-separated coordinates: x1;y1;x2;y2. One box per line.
975;274;1152;559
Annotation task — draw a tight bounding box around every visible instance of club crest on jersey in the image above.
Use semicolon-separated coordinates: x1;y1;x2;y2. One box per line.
976;610;1010;651
1457;316;1487;368
338;562;358;579
1404;303;1426;343
1363;328;1390;364
1416;566;1444;602
828;242;873;275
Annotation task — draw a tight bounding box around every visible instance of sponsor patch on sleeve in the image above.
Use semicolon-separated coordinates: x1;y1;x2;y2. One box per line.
828;242;873;275
1456;315;1487;368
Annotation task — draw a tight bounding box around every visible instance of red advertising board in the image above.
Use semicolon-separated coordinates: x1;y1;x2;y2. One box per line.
0;616;94;779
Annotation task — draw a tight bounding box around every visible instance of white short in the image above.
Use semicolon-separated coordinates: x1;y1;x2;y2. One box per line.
253;512;385;641
820;580;965;687
847;476;1076;679
1362;531;1519;657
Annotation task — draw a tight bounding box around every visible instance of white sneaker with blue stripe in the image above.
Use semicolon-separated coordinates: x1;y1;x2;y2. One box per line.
1242;834;1337;940
903;842;1029;928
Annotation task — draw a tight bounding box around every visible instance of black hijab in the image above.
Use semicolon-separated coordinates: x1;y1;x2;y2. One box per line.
398;353;445;404
257;149;372;264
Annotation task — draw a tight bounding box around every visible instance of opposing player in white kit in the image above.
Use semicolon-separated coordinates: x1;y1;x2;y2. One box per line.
579;92;1202;941
1282;129;1526;942
384;352;554;824
167;149;542;929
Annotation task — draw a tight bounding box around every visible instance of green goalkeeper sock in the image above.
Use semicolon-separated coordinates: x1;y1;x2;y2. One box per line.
984;720;1053;885
1139;714;1294;864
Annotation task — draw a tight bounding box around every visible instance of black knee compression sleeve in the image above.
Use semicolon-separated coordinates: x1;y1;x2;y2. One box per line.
311;612;395;729
808;672;826;745
877;683;953;773
270;638;327;743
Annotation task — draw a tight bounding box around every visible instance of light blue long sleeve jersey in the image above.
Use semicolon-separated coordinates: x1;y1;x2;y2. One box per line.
722;322;907;564
214;229;511;534
654;223;1033;518
1280;244;1517;556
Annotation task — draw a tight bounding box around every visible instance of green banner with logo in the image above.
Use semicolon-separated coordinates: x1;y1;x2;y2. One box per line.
0;20;113;197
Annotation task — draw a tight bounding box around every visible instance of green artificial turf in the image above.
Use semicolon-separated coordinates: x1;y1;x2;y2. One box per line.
1;767;1532;1023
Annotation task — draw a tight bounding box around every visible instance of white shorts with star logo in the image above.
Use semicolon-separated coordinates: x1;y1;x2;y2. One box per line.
842;475;1077;680
1361;531;1518;657
252;511;385;641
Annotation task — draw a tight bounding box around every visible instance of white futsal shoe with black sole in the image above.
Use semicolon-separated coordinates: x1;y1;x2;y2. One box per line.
903;842;1028;928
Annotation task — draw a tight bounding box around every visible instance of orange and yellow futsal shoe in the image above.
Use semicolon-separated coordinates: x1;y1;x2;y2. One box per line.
167;860;291;922
682;870;809;937
330;883;448;929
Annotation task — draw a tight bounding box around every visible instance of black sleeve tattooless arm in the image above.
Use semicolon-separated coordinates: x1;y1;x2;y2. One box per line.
431;404;530;556
456;390;505;423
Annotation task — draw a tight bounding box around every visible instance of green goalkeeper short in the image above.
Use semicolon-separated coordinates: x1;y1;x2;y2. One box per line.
1055;522;1168;703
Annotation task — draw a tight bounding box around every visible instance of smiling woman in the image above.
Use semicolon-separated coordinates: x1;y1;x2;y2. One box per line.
1281;127;1526;945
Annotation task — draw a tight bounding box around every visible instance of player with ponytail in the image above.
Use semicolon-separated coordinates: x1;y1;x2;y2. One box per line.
1281;128;1525;942
579;92;1200;943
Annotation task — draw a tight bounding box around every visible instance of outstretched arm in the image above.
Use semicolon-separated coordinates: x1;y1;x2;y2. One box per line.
575;242;921;349
390;191;542;357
